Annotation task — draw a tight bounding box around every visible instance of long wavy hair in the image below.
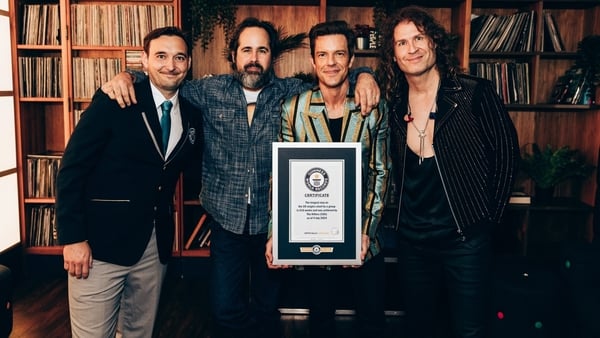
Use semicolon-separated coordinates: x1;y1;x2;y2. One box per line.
377;6;460;101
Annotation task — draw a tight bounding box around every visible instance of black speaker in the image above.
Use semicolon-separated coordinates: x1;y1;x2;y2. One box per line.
491;257;563;338
0;265;12;338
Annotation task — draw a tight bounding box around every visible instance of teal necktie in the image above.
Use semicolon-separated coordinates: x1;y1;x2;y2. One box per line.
160;100;172;154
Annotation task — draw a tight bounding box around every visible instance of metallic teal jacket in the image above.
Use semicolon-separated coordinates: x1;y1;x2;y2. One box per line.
280;87;391;258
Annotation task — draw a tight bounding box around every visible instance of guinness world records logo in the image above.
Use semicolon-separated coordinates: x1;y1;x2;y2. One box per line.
304;167;329;192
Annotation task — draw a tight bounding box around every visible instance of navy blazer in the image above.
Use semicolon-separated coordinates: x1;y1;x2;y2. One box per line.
56;79;202;265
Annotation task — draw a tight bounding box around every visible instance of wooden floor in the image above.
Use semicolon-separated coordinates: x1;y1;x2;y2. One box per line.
9;271;405;338
8;240;598;337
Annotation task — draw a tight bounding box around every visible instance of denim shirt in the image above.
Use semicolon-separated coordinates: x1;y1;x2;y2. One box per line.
150;68;370;235
180;73;308;235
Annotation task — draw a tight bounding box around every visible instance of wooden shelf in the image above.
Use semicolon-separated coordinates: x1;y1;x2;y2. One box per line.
506;104;598;111
17;45;62;50
327;0;463;7
18;97;63;102
24;198;56;204
71;45;144;50
181;249;211;258
24;246;63;255
354;49;379;57
239;0;319;5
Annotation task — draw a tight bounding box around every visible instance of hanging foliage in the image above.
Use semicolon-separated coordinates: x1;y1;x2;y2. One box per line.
188;0;238;50
373;0;409;33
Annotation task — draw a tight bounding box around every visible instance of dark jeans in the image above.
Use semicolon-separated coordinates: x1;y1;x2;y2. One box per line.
396;234;492;338
209;222;282;338
308;254;386;338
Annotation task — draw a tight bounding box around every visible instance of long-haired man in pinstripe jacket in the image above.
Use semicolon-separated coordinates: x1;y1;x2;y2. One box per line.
378;6;520;338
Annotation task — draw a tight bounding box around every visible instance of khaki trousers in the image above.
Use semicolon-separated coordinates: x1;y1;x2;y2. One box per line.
68;228;167;338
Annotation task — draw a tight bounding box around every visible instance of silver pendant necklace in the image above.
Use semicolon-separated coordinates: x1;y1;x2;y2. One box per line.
408;100;437;165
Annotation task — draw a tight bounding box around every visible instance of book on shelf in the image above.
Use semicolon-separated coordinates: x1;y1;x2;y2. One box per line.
549;73;571;103
74;109;85;126
28;205;58;247
518;11;535;52
18;56;62;97
501;11;528;52
26;154;62;198
173;210;179;252
469;14;487;46
542;11;565;52
73;57;122;99
199;229;212;248
368;29;379;50
125;50;144;72
509;192;531;205
70;4;174;46
189;225;211;249
184;213;208;250
550;67;591;104
21;4;60;45
470;11;535;52
469;61;530;104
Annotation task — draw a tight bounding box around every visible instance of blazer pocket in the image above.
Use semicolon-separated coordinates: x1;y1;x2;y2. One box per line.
90;198;131;202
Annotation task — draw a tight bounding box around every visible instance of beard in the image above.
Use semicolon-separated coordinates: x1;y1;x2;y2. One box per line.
233;62;272;89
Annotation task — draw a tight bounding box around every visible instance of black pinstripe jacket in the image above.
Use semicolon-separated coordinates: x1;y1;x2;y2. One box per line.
389;74;520;239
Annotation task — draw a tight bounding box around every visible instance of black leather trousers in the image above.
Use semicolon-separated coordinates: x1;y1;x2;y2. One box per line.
396;232;492;338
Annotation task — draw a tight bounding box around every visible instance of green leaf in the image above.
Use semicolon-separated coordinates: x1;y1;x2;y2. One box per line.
520;143;594;189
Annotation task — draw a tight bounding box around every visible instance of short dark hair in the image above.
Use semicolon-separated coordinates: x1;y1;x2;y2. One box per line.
308;20;355;59
143;26;190;56
227;17;279;69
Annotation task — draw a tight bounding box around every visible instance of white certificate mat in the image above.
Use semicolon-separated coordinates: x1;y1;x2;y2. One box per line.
272;142;361;265
289;159;344;243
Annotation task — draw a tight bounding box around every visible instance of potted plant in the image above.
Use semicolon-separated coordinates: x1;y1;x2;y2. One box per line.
575;35;600;104
520;143;594;202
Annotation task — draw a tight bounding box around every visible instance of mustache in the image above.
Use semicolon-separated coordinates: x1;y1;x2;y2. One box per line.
160;70;183;75
244;62;263;73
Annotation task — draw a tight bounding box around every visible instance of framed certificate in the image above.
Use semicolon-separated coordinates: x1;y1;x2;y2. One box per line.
272;142;362;265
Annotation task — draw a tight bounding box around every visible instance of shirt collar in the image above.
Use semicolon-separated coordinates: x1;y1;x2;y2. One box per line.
149;81;180;110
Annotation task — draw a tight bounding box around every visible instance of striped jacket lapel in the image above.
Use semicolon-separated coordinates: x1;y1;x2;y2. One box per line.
341;95;366;143
300;89;331;142
298;89;366;142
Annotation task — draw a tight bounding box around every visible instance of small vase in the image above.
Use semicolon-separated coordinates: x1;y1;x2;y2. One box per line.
356;37;367;50
534;186;555;204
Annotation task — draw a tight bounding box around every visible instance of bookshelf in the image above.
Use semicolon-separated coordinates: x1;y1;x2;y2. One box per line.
470;1;599;208
10;0;599;259
9;0;182;256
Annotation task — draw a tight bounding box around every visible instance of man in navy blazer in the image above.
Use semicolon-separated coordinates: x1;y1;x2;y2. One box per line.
56;26;201;338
